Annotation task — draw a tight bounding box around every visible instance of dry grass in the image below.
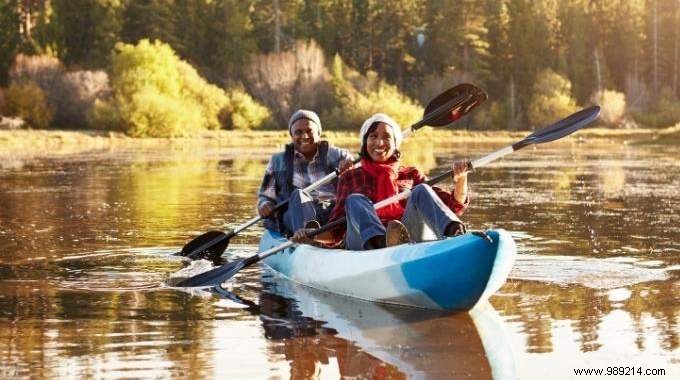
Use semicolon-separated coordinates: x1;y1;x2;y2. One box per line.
0;126;674;161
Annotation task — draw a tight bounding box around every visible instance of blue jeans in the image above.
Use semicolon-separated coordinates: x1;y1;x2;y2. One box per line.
344;184;463;250
282;189;333;234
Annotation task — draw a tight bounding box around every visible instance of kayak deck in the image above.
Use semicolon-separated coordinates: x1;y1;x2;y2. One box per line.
260;229;517;311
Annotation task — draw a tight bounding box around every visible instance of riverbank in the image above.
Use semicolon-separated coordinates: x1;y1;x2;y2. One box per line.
0;126;675;162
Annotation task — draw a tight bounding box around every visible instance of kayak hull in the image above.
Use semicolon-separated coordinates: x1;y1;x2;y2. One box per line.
259;229;517;311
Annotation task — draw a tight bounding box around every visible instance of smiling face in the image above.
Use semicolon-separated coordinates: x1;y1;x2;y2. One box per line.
366;122;396;162
290;119;320;159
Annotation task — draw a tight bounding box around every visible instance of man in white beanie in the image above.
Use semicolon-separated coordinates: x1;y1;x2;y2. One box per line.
293;113;470;250
257;109;353;236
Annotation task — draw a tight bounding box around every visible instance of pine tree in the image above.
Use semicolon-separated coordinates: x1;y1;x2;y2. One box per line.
51;0;124;69
0;0;21;85
121;0;178;47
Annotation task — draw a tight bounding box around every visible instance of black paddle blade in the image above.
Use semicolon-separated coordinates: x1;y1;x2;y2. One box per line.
176;258;247;288
424;83;487;127
179;230;232;260
517;106;601;149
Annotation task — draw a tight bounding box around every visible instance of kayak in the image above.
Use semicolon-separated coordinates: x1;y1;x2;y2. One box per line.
259;228;517;311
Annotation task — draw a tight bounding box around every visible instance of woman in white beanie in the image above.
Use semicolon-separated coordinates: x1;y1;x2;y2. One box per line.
293;113;471;250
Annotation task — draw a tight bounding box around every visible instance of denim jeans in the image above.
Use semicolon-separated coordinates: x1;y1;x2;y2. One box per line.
282;189;333;235
344;184;463;250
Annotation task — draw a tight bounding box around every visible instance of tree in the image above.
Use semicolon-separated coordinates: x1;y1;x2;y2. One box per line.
51;0;124;69
557;0;595;103
121;0;178;47
203;0;258;82
506;0;553;117
0;0;21;85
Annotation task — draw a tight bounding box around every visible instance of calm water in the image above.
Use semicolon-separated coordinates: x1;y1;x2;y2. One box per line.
0;139;678;379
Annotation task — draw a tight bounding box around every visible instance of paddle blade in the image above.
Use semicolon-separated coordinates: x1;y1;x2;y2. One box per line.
176;258;247;288
179;230;232;260
520;106;601;147
423;83;487;127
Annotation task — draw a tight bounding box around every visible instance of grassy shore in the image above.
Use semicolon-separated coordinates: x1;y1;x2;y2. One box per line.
0;126;675;160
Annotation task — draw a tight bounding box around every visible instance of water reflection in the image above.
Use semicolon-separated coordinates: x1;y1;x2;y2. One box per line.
1;140;678;377
212;270;515;379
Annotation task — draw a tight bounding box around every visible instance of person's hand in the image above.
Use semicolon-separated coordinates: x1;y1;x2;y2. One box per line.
338;158;354;173
291;228;314;243
258;202;276;218
452;159;471;182
444;221;467;237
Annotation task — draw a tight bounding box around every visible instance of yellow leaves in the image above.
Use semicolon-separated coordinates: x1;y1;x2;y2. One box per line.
221;88;272;130
528;69;578;128
95;39;233;137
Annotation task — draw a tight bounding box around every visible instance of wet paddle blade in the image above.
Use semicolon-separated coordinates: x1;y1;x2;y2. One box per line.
423;83;487;127
175;258;247;288
179;230;232;260
518;106;601;148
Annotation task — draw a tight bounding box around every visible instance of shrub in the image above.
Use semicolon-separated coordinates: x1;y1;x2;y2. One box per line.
625;73;649;111
9;54;64;92
590;89;626;126
412;69;476;106
323;55;422;130
9;55;111;128
176;61;228;130
632;87;680;128
122;90;203;137
221;88;272;130
56;70;110;128
472;101;510;130
244;40;331;127
528;69;578;128
92;39;229;137
652;88;680;127
0;87;5;114
4;82;54;129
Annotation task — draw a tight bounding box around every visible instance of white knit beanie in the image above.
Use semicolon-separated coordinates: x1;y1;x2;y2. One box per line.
359;113;403;149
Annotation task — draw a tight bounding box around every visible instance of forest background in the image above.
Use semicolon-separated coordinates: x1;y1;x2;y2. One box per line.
0;0;678;138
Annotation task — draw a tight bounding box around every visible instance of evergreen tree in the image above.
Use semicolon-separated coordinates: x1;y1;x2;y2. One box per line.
51;0;124;69
0;0;21;85
558;0;595;102
484;0;510;97
205;0;258;82
506;0;552;116
121;0;178;47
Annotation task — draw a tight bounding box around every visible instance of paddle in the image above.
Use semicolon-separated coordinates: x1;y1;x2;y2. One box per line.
176;106;600;288
178;83;487;261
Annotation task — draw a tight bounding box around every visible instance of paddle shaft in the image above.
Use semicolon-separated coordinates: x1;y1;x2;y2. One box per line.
257;106;602;261
264;89;472;214
176;106;599;287
184;91;474;257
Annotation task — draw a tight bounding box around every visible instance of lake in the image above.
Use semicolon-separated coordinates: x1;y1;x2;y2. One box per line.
0;138;678;379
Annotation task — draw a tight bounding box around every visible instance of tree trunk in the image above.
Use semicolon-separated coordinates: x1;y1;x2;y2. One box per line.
653;0;658;94
19;0;33;40
274;0;281;53
594;48;602;94
674;0;679;97
509;76;516;130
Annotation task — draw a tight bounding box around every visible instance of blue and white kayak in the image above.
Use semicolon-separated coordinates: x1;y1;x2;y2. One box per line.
259;229;517;311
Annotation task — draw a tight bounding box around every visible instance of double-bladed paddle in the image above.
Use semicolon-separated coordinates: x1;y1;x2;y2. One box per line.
178;83;487;261
177;106;600;288
176;106;601;288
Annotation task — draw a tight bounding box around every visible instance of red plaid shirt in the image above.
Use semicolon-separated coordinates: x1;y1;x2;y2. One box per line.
325;165;469;245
